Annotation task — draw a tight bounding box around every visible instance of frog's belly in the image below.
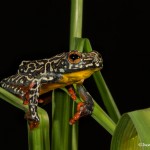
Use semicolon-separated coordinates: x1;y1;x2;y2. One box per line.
39;68;99;95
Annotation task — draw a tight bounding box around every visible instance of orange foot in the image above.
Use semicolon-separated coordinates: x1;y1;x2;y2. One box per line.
69;112;81;125
28;121;39;130
24;112;39;130
69;102;85;125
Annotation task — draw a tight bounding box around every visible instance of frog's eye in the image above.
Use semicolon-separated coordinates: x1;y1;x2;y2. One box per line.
68;51;82;64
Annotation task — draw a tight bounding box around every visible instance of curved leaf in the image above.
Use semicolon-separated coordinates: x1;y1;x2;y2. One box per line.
0;87;50;150
84;38;121;123
111;108;150;150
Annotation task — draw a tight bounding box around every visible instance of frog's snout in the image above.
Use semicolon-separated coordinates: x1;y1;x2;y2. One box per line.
92;51;103;69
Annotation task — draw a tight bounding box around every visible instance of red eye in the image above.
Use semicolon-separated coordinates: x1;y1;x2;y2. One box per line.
68;51;82;64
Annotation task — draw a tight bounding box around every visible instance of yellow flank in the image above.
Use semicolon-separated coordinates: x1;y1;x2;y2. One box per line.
39;68;99;95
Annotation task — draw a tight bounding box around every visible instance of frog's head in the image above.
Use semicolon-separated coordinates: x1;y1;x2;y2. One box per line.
57;50;103;73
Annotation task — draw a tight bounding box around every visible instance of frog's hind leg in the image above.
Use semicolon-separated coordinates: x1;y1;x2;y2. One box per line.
0;74;29;103
1;74;41;129
69;84;94;125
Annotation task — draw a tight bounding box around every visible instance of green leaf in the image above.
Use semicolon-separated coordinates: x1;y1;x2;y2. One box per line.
51;89;71;150
69;0;83;50
0;87;28;111
93;71;121;123
28;108;50;150
92;100;116;135
51;1;84;149
84;38;121;123
111;108;150;150
0;87;50;150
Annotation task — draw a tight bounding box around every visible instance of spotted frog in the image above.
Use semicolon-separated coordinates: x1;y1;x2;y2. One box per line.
0;50;103;129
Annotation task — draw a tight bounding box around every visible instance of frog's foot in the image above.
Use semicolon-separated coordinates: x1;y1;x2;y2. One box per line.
24;112;40;129
69;102;93;125
69;84;94;125
28;121;39;129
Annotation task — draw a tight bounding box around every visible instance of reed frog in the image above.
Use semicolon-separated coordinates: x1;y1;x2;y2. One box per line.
0;50;103;129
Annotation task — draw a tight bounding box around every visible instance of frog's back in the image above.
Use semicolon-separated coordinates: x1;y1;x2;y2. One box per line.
18;59;48;75
18;52;67;76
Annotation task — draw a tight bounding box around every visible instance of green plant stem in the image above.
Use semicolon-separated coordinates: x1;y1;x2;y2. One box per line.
70;0;83;49
52;1;83;150
51;90;71;150
93;72;121;123
84;38;121;123
0;87;28;111
28;108;50;150
69;0;83;150
92;101;116;135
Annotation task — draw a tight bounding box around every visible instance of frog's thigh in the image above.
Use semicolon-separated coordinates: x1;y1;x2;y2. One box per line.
77;84;94;108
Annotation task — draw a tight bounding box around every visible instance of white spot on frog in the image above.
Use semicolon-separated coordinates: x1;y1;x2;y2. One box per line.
59;68;65;73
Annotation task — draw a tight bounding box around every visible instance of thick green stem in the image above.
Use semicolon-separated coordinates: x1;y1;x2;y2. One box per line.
69;0;83;150
52;1;84;150
70;0;83;49
84;38;121;123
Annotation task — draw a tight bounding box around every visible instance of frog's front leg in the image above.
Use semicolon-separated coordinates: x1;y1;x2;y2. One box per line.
69;84;94;125
67;85;77;101
25;79;41;129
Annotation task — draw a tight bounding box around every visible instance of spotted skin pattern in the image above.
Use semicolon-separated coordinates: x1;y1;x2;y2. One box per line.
0;50;103;129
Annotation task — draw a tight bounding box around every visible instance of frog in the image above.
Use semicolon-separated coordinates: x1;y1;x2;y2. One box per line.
0;50;103;129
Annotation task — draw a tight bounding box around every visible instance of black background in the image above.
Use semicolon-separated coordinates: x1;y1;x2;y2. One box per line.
0;0;150;150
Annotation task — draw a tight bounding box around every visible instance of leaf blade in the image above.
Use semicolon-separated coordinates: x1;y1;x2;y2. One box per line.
111;108;150;150
84;38;121;123
0;87;50;150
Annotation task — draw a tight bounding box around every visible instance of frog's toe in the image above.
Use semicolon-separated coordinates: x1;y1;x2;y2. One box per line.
28;120;39;129
24;112;40;129
77;102;93;117
69;112;80;125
